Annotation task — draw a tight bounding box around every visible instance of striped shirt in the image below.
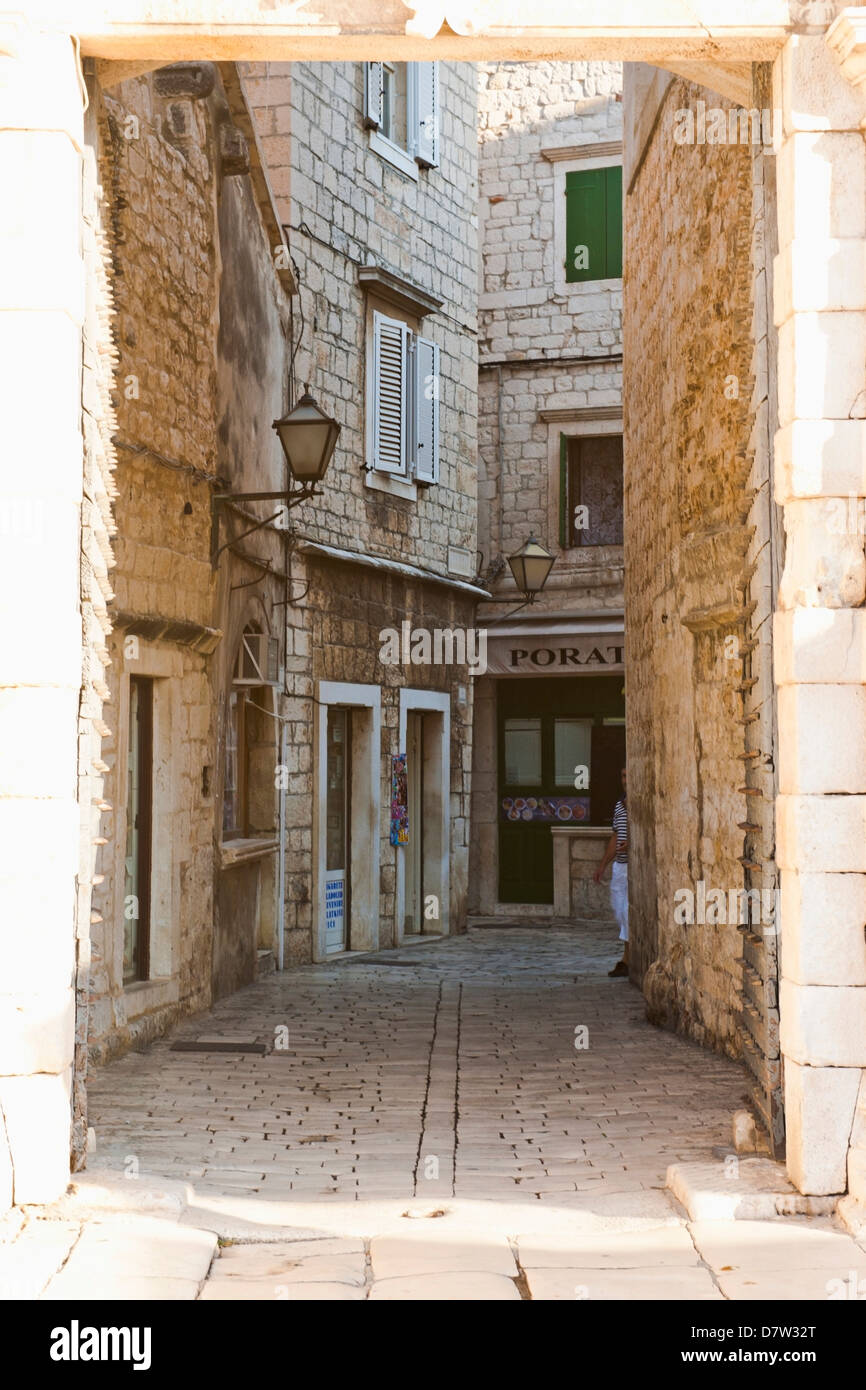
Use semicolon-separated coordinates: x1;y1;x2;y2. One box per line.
612;798;628;863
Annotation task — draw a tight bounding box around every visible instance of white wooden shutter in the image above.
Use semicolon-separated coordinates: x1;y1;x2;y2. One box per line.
414;335;440;484
414;62;439;168
364;62;384;130
372;311;408;475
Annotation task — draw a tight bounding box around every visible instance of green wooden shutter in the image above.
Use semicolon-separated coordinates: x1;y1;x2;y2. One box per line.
605;165;623;278
565;169;606;283
559;433;568;547
565;166;622;282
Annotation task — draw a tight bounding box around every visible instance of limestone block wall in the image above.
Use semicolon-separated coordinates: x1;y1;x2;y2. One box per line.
624;72;757;1062
476;60;624;603
241;60;479;578
85;65;292;1062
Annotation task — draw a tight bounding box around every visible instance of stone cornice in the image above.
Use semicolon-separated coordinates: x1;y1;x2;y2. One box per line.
826;8;866;89
357;265;443;319
541;140;622;163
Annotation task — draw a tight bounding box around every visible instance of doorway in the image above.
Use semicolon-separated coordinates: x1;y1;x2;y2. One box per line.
497;676;625;904
404;710;429;935
398;690;450;942
124;675;153;983
325;706;350;954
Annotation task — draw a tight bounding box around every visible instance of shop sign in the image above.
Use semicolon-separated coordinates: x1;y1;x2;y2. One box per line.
486;636;624;676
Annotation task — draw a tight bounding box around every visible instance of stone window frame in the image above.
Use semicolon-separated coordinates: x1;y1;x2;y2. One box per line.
549;145;624;298
363;61;439;181
314;681;382;962
544;411;625;563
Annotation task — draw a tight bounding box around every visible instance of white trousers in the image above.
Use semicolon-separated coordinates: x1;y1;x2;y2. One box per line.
610;860;629;942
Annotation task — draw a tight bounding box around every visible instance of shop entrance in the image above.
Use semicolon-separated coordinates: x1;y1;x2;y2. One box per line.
497;676;625;904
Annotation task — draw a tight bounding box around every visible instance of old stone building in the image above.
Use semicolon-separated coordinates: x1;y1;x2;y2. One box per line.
238;59;482;962
86;62;295;1067
3;2;866;1229
471;60;626;920
81;54;482;1086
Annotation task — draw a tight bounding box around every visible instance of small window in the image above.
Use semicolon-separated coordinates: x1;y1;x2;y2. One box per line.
565;165;622;283
364;61;439;173
224;626;278;841
370;309;440;485
567;435;624;547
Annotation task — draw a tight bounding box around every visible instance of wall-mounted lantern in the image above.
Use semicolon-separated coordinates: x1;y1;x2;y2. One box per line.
210;389;340;567
507;536;555;603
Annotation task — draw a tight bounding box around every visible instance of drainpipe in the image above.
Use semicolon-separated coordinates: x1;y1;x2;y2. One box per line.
277;717;287;971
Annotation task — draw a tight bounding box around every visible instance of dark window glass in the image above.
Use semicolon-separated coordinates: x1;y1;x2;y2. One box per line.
569;435;624;547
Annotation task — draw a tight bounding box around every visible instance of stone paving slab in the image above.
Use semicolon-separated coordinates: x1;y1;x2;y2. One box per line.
0;1219;79;1300
516;1225;700;1269
688;1218;866;1272
208;1240;366;1286
41;1216;216;1298
370;1233;517;1279
200;1279;366;1300
525;1267;724;1300
714;1267;866;1301
368;1273;521;1300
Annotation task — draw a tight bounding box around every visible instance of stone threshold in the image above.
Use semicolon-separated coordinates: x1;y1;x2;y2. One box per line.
667;1159;839;1222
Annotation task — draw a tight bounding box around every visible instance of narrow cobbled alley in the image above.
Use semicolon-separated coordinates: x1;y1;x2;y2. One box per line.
8;927;865;1301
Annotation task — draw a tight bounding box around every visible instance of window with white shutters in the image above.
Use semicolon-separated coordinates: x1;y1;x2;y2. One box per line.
413;336;440;484
372;312;408;475
414;63;439;169
369;314;441;488
363;62;440;175
363;62;384;130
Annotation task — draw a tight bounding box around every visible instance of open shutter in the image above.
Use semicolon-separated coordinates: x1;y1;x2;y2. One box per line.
364;62;384;130
565;168;607;283
414;335;440;484
373;311;408;475
559;433;568;547
604;165;623;278
413;62;439;168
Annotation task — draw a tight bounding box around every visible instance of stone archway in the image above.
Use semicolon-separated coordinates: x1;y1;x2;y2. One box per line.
2;1;865;1211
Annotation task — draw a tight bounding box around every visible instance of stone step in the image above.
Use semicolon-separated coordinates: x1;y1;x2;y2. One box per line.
667;1159;837;1221
257;949;275;978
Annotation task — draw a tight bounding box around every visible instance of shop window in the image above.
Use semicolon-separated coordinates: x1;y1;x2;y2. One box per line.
561;434;624;547
504;717;543;786
364;61;439;177
554;718;592;787
564;164;622;283
369;309;439;484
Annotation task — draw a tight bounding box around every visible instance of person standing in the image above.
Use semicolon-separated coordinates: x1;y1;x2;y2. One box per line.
593;765;629;977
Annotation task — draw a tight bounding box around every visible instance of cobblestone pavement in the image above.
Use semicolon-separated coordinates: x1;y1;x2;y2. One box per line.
7;926;866;1300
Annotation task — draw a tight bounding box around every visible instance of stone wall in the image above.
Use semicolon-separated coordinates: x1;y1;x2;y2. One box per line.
242;60;479;576
623;69;764;1065
86;64;291;1063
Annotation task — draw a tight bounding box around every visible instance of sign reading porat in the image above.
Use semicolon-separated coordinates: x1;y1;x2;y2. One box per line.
486;638;624;676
